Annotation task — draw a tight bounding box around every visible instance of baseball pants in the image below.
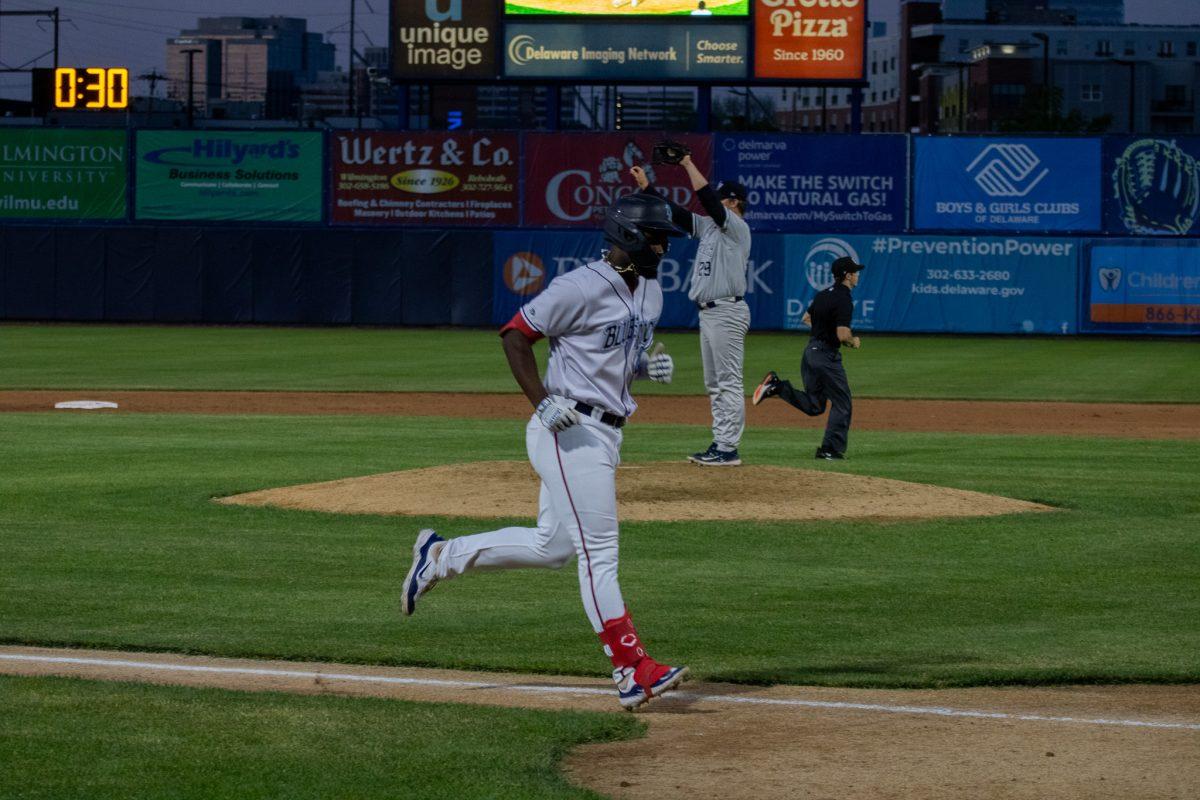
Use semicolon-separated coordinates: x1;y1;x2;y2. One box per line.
699;300;751;451
430;414;625;633
775;340;853;454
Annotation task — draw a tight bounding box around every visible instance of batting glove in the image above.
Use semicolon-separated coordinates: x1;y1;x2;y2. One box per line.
648;353;674;384
536;395;581;433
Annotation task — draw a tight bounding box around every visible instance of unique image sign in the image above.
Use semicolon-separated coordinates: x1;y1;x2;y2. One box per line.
135;131;323;222
0;128;126;219
914;137;1102;232
1106;137;1200;236
506;0;749;15
523;132;713;226
754;0;866;81
331;132;519;226
391;0;497;80
714;134;906;232
504;23;748;80
1085;242;1200;334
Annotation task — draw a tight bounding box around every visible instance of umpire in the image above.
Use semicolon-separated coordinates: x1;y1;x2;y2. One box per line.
751;256;863;460
631;145;751;467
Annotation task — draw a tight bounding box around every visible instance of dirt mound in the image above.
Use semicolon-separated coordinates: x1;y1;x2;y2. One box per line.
217;461;1050;522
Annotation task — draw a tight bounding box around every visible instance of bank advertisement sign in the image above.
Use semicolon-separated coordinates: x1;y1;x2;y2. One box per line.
0;128;126;220
492;230;785;330
390;0;497;80
331;132;518;226
504;23;748;80
1084;241;1200;334
914;137;1102;232
1105;137;1200;237
714;134;905;232
754;0;866;81
135;132;323;222
523;133;713;227
783;234;1079;334
505;0;749;15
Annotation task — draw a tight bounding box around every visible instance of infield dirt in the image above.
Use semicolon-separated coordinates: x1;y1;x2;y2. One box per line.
1;647;1195;800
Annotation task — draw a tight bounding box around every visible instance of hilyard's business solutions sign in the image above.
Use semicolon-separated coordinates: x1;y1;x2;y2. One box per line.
0;129;126;220
914;137;1102;232
504;23;748;80
523;133;713;227
715;134;905;232
331;132;519;226
754;0;866;81
391;0;496;80
135;132;323;222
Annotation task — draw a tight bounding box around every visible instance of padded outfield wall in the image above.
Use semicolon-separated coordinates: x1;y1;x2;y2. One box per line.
0;128;1197;334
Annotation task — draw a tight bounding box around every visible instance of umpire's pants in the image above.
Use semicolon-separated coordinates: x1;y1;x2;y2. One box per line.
776;340;852;455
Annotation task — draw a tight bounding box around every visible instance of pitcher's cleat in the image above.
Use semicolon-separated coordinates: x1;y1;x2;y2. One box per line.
614;662;690;710
401;529;444;616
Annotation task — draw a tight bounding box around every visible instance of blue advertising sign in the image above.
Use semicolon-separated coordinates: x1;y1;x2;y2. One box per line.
493;230;785;330
1082;240;1200;335
714;134;907;233
1104;137;1200;237
504;23;748;81
783;234;1080;334
914;137;1102;232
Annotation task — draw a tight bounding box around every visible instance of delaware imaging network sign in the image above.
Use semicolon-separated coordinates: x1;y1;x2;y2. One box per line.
504;23;748;80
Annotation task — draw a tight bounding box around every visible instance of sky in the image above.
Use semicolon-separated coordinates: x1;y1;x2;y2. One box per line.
1;0;1198;100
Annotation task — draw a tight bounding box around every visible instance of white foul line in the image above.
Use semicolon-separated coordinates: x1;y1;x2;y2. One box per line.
2;653;1198;732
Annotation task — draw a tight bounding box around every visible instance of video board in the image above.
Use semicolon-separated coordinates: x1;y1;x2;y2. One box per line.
505;0;749;16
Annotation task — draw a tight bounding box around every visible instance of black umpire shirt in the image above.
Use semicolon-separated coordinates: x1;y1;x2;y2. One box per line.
808;283;854;348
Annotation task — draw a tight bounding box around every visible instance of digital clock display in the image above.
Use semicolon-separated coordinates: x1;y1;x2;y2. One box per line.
53;67;129;110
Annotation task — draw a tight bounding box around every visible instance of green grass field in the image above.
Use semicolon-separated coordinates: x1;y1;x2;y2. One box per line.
2;324;1197;402
1;325;1197;798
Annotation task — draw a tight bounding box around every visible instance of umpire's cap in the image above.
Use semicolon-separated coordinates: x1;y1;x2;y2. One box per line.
718;181;749;203
831;256;865;281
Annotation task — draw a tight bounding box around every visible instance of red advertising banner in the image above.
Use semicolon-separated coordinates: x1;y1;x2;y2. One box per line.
523;133;714;227
331;132;519;226
754;0;866;81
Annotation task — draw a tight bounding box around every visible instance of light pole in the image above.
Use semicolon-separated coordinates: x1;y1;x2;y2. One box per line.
1032;33;1051;120
182;48;203;128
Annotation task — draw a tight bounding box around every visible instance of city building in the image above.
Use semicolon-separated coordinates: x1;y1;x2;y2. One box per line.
165;17;335;120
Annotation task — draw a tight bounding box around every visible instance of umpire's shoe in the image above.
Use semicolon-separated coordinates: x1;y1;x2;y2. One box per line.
814;447;845;460
401;528;444;616
752;371;781;406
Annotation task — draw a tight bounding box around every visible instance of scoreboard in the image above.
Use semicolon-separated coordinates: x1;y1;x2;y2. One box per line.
392;0;866;84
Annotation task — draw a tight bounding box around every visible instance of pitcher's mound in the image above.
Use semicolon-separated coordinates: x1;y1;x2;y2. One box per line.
218;462;1050;521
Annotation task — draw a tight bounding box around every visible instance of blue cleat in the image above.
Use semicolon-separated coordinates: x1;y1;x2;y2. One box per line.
401;529;444;617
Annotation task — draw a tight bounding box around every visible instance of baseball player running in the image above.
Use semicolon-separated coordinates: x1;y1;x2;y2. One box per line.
401;194;689;710
632;144;751;466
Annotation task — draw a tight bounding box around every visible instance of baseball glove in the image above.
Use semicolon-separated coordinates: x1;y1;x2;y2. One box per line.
652;139;690;166
1113;138;1200;235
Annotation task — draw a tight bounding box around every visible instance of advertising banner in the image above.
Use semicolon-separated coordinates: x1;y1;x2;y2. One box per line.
504;23;748;80
913;137;1102;232
523;133;713;227
0;128;126;220
1104;136;1200;237
782;234;1079;334
390;0;497;80
714;134;905;232
331;132;518;226
492;230;786;330
135;132;323;222
753;0;866;81
505;0;749;15
1083;241;1200;335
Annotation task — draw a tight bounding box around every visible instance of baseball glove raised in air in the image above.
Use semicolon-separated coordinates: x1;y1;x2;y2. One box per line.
652;139;691;165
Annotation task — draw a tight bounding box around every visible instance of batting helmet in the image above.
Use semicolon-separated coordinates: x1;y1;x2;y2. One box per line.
603;194;687;254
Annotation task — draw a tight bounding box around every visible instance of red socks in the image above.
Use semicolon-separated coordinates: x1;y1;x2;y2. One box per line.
598;610;671;690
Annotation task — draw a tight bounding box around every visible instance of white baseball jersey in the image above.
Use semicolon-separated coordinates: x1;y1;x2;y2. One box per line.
688;211;752;304
516;261;661;418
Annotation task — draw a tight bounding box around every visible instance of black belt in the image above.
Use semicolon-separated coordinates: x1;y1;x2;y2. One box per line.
574;401;626;429
697;295;743;310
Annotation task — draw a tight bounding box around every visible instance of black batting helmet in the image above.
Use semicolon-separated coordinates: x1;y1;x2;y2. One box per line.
603;194;687;254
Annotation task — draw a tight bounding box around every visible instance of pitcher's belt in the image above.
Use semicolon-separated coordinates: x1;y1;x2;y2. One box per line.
697;295;743;310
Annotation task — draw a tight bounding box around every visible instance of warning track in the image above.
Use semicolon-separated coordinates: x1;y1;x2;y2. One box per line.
2;646;1197;800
